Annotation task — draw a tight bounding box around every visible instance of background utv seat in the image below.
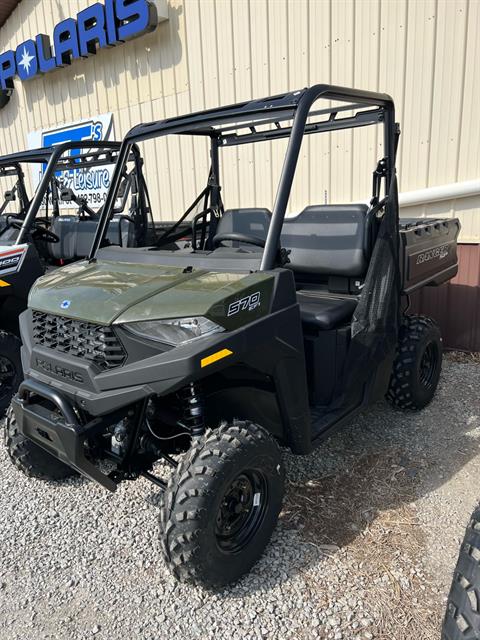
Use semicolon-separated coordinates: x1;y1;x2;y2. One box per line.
48;215;136;260
214;208;271;248
281;204;376;330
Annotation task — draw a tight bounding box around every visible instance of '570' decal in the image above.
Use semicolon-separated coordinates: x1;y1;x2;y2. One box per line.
227;291;261;316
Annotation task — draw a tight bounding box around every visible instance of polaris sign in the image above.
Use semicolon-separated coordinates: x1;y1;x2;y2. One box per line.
0;0;167;102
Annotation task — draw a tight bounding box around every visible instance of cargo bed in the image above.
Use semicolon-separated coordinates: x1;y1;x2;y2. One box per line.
399;217;460;294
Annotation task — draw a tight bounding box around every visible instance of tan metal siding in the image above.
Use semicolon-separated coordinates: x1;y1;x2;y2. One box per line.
0;0;479;240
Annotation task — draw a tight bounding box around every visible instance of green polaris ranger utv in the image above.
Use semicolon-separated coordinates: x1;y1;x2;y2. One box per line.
5;85;460;588
0;141;154;416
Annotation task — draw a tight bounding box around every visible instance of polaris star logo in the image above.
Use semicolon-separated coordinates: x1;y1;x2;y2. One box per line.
60;300;71;310
18;47;35;75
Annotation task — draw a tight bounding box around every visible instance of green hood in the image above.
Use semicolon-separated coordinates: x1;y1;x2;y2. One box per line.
29;260;273;328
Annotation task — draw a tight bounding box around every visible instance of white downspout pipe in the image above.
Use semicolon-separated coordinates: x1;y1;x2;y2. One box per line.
399;180;480;208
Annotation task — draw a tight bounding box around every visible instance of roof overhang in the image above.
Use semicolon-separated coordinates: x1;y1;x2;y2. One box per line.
0;0;21;29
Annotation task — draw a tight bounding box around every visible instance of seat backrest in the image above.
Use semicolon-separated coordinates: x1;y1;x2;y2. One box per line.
281;204;375;279
48;215;136;260
215;208;271;243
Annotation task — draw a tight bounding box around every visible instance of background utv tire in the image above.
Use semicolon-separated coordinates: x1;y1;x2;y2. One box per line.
386;314;442;410
442;506;480;640
0;331;22;418
160;420;285;588
4;406;77;481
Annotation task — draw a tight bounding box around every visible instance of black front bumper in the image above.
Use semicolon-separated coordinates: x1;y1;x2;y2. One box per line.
12;379;118;491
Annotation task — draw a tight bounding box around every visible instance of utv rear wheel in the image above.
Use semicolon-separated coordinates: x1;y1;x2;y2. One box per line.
442;505;480;640
0;331;22;418
160;420;285;588
4;406;77;481
386;315;442;410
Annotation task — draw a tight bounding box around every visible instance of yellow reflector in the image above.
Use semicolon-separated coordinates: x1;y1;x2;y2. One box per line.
0;279;10;287
201;348;233;368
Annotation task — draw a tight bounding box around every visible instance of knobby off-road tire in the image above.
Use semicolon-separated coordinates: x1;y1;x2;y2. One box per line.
443;506;480;640
4;406;76;481
160;420;285;588
0;331;22;418
386;315;442;410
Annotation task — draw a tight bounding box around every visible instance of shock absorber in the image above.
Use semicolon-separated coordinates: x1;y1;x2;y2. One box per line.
181;382;205;437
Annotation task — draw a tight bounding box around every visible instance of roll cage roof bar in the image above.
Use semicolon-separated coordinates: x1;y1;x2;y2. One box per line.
0;148;55;167
89;84;397;268
14;140;144;246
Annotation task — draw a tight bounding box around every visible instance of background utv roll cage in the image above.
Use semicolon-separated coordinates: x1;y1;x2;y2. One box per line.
0;148;55;222
88;84;399;264
13;140;152;248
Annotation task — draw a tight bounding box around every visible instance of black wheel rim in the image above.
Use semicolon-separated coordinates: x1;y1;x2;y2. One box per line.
215;470;268;554
0;355;16;403
419;342;439;390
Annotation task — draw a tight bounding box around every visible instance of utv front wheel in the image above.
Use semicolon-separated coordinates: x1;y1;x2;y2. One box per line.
0;331;22;418
442;505;480;639
386;315;442;410
160;420;285;588
4;406;77;481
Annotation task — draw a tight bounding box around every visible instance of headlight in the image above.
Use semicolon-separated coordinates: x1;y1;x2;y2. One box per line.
123;316;224;346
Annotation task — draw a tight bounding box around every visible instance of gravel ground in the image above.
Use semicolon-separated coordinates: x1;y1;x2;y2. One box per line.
1;354;479;640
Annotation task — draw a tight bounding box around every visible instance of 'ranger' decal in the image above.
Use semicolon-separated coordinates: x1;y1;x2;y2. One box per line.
416;244;450;265
227;291;261;316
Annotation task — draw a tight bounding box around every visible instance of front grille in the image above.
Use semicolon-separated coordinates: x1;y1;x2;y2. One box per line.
32;311;126;370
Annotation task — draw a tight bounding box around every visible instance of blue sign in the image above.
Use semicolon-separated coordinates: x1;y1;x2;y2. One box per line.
27;113;115;209
0;0;158;95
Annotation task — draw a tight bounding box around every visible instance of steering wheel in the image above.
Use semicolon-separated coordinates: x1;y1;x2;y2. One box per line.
213;232;265;248
10;219;60;244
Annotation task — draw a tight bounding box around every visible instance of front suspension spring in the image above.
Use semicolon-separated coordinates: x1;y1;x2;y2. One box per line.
181;382;205;437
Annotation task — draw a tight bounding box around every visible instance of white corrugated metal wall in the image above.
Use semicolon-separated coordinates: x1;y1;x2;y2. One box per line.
0;0;479;241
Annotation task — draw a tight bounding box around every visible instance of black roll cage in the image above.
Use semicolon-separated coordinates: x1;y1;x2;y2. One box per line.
0;148;56;219
89;84;398;269
13;141;147;246
0;163;30;218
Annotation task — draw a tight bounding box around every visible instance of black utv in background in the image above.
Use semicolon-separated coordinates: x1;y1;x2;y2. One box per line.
5;85;460;587
0;147;55;416
0;151;33;232
0;141;154;415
